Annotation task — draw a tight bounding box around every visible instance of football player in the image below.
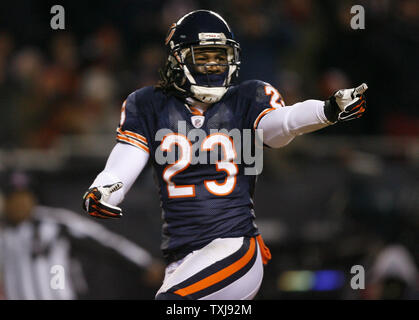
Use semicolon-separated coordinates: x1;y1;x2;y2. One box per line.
82;10;367;300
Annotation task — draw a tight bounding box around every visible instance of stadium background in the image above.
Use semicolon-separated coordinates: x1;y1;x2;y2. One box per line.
0;0;418;299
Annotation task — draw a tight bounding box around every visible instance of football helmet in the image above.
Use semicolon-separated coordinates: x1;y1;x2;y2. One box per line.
161;10;241;103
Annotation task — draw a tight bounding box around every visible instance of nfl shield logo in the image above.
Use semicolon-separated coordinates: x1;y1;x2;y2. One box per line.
191;116;205;128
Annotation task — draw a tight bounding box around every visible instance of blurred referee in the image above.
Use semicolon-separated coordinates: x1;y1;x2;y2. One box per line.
0;172;163;299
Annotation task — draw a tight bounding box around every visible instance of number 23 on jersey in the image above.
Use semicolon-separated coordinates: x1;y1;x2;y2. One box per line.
161;133;238;198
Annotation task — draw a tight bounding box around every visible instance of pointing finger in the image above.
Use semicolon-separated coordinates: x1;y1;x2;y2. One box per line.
354;83;368;95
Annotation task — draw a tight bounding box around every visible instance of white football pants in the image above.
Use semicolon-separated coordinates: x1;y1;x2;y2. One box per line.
155;237;263;300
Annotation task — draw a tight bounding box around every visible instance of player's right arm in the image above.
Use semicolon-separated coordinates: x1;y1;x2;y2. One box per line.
82;143;149;219
83;90;151;219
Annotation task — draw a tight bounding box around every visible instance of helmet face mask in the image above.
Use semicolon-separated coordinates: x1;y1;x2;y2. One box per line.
162;10;241;103
185;46;228;78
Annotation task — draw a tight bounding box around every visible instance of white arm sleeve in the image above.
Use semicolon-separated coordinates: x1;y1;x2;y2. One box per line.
90;142;150;206
258;99;331;148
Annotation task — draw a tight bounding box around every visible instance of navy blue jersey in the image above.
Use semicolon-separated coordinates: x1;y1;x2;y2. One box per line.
116;80;284;262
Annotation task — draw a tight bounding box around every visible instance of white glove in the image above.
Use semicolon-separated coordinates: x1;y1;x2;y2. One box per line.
324;83;368;123
82;182;124;219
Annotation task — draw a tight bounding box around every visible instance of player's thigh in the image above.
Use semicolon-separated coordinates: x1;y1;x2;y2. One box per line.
155;236;263;300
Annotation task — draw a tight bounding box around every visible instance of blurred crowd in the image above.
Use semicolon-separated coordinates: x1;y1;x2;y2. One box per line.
0;0;418;300
0;0;418;150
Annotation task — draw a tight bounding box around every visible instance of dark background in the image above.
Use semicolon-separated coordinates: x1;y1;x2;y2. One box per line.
0;0;418;299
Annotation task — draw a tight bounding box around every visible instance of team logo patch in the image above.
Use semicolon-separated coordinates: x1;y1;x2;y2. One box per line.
191;116;205;128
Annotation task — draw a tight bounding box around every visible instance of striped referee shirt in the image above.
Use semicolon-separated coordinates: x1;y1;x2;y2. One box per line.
0;205;152;300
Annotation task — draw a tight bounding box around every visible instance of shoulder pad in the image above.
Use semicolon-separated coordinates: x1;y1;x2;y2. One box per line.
130;86;160;104
238;80;272;101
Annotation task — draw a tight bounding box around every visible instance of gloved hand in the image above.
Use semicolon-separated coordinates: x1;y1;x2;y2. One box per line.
324;83;368;123
82;182;123;219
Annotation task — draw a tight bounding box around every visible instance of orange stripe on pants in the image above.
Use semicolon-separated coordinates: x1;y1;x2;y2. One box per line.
174;237;256;297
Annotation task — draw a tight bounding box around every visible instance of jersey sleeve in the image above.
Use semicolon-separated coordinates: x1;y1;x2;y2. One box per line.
242;80;286;130
116;91;150;154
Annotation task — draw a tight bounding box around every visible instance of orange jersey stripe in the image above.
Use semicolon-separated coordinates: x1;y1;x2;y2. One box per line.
117;135;149;153
174;237;256;297
117;128;148;144
253;107;275;130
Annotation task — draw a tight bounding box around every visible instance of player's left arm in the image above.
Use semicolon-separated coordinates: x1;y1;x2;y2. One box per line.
258;83;368;148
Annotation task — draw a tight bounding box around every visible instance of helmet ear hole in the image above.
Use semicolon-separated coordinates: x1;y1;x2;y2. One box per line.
174;70;186;86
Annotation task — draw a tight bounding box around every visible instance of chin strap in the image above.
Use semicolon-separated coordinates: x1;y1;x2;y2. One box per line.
190;85;227;103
